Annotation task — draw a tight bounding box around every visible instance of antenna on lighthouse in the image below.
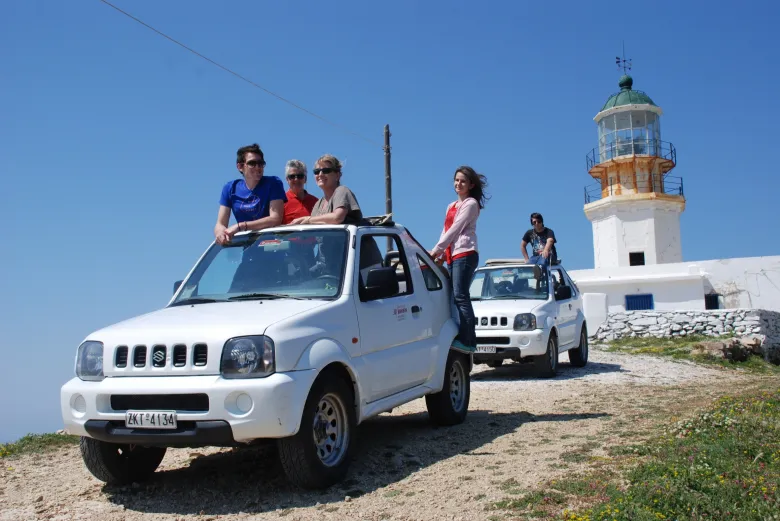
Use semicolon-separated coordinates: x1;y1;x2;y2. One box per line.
615;42;632;74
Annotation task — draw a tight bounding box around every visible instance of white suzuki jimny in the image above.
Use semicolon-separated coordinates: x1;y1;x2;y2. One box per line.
469;259;588;376
60;221;471;489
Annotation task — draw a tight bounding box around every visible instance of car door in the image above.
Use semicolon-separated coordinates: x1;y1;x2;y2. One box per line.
551;267;576;346
354;232;433;402
562;269;584;338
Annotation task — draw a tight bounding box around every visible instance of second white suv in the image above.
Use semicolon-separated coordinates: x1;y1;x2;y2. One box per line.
469;259;588;376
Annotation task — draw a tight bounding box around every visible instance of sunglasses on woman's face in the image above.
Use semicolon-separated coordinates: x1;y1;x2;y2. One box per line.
287;173;305;180
244;160;265;167
313;167;337;176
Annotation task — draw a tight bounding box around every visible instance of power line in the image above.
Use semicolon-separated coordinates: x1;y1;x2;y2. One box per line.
97;0;381;147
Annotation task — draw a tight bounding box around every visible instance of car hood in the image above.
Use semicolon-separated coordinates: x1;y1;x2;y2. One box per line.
471;299;546;314
87;300;330;376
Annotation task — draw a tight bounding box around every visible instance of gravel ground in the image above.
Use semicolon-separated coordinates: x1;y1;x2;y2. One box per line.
0;348;761;521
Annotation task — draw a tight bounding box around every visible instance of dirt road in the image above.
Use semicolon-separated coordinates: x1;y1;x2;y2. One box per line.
0;349;763;521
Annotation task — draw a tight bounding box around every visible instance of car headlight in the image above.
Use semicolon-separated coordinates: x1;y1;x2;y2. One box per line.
75;341;104;381
513;314;537;331
220;336;275;379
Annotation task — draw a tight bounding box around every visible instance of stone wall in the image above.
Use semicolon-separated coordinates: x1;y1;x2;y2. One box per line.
592;309;780;363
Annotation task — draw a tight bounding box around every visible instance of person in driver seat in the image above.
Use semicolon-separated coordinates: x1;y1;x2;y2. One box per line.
309;235;347;278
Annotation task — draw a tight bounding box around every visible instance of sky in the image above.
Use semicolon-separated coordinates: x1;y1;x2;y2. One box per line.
1;0;778;442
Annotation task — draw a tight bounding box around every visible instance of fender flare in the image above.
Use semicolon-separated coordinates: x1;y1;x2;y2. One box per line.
293;338;365;418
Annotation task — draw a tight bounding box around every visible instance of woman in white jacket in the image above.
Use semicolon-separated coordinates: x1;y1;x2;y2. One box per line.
430;166;489;353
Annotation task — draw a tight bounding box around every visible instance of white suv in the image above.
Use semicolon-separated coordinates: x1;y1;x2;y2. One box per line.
60;221;471;489
469;259;588;376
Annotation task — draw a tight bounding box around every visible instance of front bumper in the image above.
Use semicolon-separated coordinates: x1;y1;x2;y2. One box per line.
61;370;318;446
473;329;548;362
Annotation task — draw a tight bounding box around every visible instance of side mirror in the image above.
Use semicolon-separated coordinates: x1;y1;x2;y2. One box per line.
173;280;183;295
555;285;572;301
363;267;399;301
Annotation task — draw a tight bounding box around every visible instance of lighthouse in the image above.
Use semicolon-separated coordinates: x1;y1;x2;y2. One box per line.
583;74;685;269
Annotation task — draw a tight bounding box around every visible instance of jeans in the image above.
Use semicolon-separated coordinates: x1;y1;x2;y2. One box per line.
529;254;549;267
450;253;479;347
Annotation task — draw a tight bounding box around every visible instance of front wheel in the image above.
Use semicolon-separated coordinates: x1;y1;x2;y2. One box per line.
569;325;589;367
79;437;166;485
535;332;559;378
426;350;470;426
277;375;356;489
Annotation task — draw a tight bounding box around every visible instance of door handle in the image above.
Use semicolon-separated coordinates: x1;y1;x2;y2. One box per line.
411;305;422;313
568;304;572;310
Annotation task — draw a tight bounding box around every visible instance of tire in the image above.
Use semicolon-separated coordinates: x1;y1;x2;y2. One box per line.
535;332;559;378
277;374;356;489
486;360;503;368
79;437;166;485
426;351;471;426
569;325;589;367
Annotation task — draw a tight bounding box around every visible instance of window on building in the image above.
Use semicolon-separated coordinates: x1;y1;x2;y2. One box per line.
704;293;721;310
629;252;645;266
626;294;654;310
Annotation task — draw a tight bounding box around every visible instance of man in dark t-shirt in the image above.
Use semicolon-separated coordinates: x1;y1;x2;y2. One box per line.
521;212;557;266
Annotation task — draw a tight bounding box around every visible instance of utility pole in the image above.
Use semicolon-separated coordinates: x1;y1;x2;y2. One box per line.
384;124;392;253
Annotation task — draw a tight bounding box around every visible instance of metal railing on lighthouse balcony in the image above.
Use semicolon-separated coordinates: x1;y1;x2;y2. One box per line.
584;174;684;204
586;139;676;172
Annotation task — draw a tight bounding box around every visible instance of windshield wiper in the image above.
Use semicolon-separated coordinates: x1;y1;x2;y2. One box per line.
492;295;539;300
170;297;225;307
228;292;309;301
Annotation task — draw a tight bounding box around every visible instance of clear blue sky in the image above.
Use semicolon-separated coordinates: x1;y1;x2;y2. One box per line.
1;1;778;442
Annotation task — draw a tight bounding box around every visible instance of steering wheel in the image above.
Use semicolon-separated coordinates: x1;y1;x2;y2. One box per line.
316;275;339;281
495;281;513;295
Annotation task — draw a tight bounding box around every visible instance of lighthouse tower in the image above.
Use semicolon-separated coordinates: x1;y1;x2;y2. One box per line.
583;74;685;269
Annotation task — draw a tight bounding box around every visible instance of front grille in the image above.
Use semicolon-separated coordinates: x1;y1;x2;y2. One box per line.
110;394;209;412
173;344;187;367
193;343;207;366
115;346;128;368
133;345;147;367
477;336;511;345
478;316;510;327
152;345;166;367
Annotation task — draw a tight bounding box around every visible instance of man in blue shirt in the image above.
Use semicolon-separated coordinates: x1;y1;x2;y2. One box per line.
214;144;287;244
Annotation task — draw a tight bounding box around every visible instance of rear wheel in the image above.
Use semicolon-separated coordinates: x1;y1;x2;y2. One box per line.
486;360;503;368
569;325;589;367
535;332;558;378
278;374;356;489
426;350;470;426
79;437;166;485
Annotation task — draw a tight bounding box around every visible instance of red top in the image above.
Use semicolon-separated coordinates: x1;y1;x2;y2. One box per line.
443;203;476;264
282;189;319;224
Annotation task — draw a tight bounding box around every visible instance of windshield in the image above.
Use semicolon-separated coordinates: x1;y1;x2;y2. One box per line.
171;229;349;305
470;265;550;300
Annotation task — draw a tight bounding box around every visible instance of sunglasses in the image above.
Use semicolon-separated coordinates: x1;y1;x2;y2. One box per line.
287;173;305;180
244;160;266;167
313;167;337;176
531;220;542;225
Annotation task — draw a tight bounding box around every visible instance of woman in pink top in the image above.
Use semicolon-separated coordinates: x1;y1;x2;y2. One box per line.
430;166;489;353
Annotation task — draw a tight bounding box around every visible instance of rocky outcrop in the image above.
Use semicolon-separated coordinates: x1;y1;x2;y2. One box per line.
592;309;780;363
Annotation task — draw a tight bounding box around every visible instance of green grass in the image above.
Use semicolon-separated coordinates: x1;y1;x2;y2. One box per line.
602;336;780;373
561;389;780;521
0;433;79;459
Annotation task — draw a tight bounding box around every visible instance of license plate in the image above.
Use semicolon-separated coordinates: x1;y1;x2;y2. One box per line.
476;346;497;354
125;411;177;429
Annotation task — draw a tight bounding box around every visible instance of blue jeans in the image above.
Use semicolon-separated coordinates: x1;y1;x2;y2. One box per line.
529;255;549;267
450;253;479;347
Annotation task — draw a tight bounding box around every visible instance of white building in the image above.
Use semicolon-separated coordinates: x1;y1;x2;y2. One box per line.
569;74;780;318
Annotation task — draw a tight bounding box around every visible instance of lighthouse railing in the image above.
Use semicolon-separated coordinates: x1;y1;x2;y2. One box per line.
584;174;684;203
586;140;676;171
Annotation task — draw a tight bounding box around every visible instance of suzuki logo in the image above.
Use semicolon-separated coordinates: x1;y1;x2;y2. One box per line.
153;350;165;364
